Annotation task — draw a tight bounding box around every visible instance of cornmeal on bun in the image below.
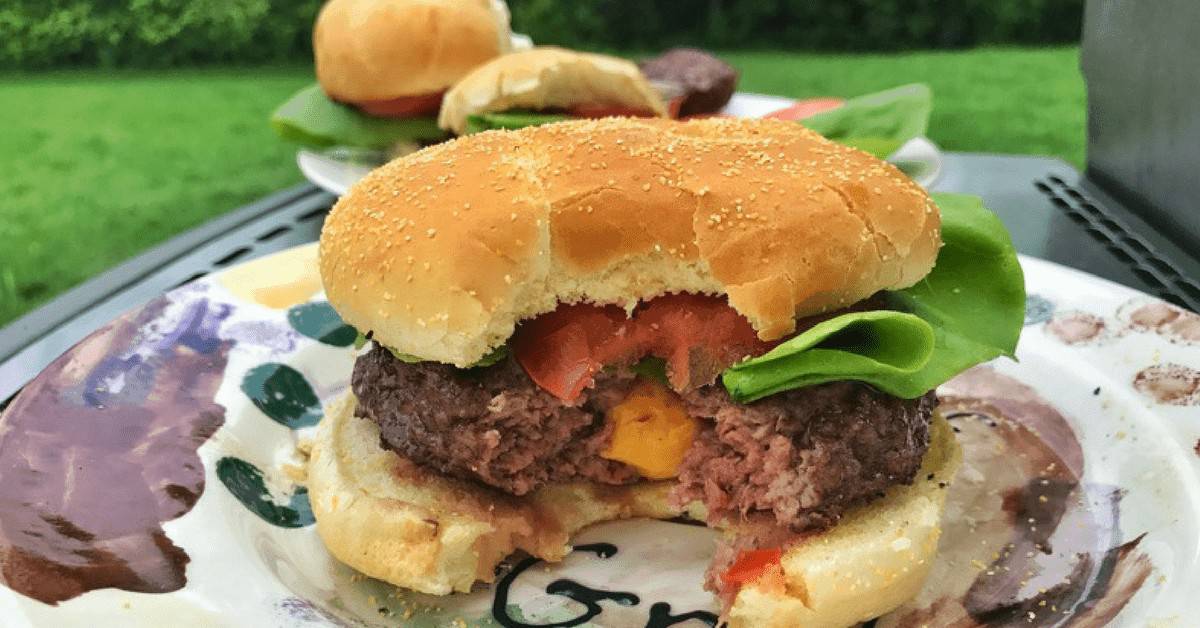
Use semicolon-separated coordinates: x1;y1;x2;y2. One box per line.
312;117;1024;626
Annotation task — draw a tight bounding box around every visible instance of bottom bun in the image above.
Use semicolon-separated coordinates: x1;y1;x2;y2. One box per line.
726;408;961;628
307;392;960;626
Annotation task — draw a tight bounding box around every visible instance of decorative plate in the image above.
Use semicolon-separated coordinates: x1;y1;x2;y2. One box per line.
296;92;944;198
1;246;1197;628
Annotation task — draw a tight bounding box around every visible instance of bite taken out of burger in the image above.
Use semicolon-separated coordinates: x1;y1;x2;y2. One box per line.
272;0;517;157
309;117;1026;627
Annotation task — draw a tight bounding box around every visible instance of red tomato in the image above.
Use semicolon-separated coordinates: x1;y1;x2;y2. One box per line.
635;295;771;391
356;91;445;118
721;548;783;587
511;294;773;402
762;97;844;121
511;303;628;402
569;103;659;119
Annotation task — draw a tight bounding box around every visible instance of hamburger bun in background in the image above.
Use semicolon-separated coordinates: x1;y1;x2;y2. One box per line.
314;0;513;109
438;47;669;135
309;115;1027;626
271;0;525;152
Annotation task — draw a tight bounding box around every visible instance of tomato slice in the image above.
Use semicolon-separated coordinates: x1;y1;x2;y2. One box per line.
762;97;844;121
568;103;659;119
511;303;629;402
512;294;773;402
356;91;445;118
635;295;771;391
721;548;783;587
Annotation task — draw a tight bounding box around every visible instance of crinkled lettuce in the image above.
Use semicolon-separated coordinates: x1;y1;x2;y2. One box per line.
722;193;1024;401
270;84;447;149
801;83;932;159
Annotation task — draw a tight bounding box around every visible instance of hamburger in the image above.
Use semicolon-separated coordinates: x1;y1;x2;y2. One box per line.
438;47;670;135
309;117;1024;626
272;0;516;153
638;47;740;118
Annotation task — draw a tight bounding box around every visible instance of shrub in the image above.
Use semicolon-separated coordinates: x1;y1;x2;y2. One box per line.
507;0;1083;50
0;0;1081;69
0;0;323;68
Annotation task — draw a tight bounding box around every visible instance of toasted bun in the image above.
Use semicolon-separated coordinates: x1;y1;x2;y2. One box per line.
308;393;961;625
437;47;668;134
319;117;941;367
314;0;511;103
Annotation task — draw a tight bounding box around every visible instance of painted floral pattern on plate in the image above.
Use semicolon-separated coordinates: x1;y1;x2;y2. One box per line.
0;248;1197;627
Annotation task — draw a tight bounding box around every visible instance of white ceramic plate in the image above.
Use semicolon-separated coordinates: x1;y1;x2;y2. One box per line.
1;247;1196;627
297;92;944;197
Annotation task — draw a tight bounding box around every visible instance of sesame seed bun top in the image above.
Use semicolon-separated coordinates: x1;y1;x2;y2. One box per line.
437;47;667;134
314;0;512;103
318;117;941;366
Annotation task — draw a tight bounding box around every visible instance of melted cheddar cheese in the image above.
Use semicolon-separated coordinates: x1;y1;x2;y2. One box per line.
600;381;699;479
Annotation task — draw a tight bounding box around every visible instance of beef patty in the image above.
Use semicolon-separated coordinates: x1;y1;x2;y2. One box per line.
351;347;640;496
352;346;933;531
673;383;934;531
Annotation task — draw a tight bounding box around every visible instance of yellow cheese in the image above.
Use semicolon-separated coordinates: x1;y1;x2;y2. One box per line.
600;381;699;479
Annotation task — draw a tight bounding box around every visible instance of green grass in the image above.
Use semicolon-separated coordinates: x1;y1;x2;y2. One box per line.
0;47;1085;327
0;67;310;324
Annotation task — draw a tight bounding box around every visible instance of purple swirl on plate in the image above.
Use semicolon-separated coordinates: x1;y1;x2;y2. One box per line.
0;292;232;604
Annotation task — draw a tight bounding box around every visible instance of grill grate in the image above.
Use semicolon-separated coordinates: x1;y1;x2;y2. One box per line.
1034;176;1200;312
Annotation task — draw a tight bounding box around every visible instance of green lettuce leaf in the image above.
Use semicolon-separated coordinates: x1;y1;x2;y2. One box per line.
629;356;669;386
722;192;1025;402
270;84;447;149
470;345;510;368
801;83;932;158
465;110;573;134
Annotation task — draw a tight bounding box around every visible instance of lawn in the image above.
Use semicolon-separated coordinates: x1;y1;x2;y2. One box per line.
0;46;1085;328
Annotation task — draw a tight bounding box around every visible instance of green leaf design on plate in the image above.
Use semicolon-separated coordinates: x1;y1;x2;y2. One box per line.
216;457;314;528
241;363;322;428
287;301;357;347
